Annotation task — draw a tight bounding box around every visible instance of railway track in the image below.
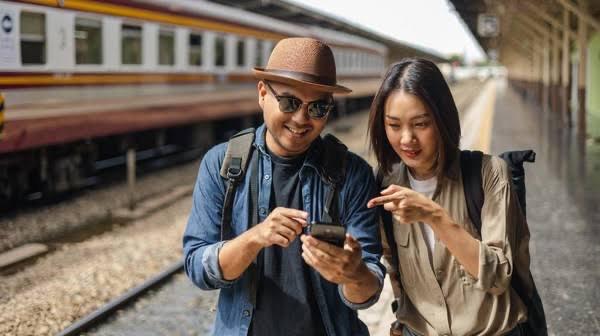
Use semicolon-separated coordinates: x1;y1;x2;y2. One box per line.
57;260;184;336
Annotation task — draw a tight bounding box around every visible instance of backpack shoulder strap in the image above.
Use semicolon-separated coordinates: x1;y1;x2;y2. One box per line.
376;168;402;314
376;169;399;271
320;133;348;185
320;134;348;224
219;128;261;306
219;128;255;241
460;150;485;235
219;128;256;180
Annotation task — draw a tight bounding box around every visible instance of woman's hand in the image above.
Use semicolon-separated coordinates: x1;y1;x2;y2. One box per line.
369;185;481;278
367;184;446;225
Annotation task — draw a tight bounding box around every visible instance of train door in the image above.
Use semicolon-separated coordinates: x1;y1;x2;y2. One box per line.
46;7;74;71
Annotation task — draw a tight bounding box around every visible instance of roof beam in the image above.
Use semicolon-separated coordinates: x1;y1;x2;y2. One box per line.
514;12;556;41
517;1;577;40
557;0;599;31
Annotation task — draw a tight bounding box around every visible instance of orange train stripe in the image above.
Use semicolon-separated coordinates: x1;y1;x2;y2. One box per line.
20;0;286;40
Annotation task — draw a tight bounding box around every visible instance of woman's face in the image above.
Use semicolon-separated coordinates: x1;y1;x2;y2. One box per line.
384;90;440;179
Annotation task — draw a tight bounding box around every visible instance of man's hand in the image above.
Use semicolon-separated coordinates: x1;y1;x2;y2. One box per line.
390;321;403;336
300;234;365;284
251;207;308;248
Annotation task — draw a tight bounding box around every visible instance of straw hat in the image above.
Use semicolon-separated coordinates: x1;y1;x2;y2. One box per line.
253;37;351;94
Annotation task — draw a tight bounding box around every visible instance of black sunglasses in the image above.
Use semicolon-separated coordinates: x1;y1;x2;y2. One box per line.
265;82;334;119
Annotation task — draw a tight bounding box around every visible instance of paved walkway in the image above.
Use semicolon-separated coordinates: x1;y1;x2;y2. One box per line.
490;80;600;335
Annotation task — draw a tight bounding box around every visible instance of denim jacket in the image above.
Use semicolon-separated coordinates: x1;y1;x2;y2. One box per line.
183;124;385;336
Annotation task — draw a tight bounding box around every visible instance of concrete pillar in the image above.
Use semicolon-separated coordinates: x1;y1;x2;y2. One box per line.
576;0;588;136
543;33;551;112
562;8;571;126
532;41;543;101
552;26;561;115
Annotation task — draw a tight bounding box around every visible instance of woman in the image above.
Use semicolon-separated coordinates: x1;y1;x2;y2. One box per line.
366;58;531;335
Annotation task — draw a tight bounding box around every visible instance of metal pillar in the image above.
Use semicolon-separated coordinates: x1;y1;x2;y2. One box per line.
127;148;136;210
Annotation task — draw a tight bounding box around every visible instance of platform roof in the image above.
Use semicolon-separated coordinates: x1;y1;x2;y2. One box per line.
206;0;448;63
448;0;600;61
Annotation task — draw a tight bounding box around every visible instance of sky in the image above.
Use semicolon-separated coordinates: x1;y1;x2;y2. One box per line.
288;0;486;63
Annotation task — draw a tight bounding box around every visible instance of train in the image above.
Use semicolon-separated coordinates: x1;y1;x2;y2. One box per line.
0;0;389;207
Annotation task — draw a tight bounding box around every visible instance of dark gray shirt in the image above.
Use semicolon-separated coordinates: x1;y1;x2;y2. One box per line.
249;148;326;336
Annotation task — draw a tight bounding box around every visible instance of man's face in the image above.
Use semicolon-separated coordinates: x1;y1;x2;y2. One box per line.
258;81;332;157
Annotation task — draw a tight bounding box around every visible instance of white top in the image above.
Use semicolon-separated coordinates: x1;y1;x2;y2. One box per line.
407;170;438;265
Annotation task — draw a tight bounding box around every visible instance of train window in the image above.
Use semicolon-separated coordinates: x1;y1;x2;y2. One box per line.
159;30;175;66
236;39;245;67
255;40;263;67
75;17;102;65
20;11;46;65
121;24;142;65
189;33;202;66
214;35;226;67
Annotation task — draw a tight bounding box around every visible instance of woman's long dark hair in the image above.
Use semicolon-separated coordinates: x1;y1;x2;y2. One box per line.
368;58;461;176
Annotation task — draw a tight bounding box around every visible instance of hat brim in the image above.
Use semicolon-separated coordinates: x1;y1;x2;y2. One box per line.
253;68;352;94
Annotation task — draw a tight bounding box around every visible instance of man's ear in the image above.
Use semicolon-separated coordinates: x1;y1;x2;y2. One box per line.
257;81;267;108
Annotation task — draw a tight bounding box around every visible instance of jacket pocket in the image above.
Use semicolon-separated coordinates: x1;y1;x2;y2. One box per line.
394;225;414;287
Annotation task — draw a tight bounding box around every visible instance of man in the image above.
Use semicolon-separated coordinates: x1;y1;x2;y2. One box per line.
183;37;384;336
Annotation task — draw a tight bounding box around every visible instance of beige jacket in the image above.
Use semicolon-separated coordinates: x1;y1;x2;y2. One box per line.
380;154;532;336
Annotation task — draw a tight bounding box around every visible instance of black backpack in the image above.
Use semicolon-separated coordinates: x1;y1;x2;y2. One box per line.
218;128;348;305
380;150;547;335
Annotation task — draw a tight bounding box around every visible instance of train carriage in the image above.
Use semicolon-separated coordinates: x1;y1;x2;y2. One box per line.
0;0;387;206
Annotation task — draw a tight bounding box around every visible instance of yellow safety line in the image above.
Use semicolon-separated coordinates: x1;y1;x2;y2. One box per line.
476;81;496;153
20;0;286;40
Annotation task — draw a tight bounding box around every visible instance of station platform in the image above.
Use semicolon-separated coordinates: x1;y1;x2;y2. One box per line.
491;80;599;335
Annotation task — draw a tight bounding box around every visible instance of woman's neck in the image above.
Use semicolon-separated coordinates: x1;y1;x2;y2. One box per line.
408;167;436;180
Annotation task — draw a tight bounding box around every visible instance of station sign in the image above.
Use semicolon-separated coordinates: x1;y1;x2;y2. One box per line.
0;6;19;68
478;14;499;38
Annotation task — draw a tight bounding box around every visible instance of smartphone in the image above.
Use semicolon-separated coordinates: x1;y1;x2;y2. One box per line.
308;221;346;247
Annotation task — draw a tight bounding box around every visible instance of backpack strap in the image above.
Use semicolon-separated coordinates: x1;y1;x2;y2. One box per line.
376;168;401;313
320;134;348;224
219;128;255;241
219;128;261;306
460;150;485;234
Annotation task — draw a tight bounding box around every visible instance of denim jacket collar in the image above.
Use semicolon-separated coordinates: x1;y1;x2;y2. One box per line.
254;124;333;185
